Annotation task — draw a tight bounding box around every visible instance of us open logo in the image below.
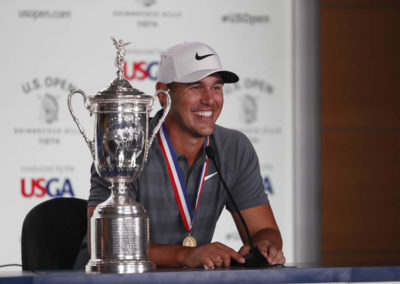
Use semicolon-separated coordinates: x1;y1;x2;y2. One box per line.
136;0;157;7
224;77;274;126
21;76;76;124
17;76;77;145
40;93;58;124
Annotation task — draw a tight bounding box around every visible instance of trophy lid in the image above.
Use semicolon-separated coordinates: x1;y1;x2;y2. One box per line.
95;78;149;100
93;38;152;102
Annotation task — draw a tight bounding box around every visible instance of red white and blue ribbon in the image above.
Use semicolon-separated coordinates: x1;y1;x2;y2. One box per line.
158;124;210;233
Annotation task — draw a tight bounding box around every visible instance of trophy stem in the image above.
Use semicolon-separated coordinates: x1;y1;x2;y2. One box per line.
111;179;133;204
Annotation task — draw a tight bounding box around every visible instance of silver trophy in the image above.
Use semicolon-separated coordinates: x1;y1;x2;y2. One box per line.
68;38;170;273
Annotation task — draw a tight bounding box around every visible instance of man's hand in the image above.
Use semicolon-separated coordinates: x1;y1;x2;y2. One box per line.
233;204;285;265
238;240;285;265
178;242;245;268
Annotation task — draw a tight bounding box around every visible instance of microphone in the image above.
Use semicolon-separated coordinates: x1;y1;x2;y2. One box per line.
205;146;255;250
205;145;273;267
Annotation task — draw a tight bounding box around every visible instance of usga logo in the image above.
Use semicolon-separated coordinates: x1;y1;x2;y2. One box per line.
123;60;159;81
263;176;274;195
21;178;75;198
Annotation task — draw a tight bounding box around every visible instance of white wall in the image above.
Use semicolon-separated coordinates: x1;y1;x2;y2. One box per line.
0;0;308;267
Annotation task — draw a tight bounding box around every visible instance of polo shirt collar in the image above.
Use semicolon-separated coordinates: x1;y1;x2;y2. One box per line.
151;110;209;168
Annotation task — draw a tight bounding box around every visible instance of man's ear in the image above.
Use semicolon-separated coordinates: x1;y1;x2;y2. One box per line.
156;82;168;91
156;82;169;106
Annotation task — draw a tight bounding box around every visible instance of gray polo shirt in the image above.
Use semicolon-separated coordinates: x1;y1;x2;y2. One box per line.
88;111;269;246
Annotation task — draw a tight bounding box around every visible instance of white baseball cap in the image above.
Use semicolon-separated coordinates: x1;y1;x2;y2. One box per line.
157;42;239;84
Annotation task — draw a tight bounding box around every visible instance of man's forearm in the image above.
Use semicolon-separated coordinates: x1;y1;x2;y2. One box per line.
252;228;283;249
149;241;245;268
149;242;191;267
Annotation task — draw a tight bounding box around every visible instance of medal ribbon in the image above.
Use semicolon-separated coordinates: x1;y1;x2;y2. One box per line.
158;124;209;232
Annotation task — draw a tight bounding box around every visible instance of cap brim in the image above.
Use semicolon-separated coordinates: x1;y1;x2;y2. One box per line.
175;69;239;84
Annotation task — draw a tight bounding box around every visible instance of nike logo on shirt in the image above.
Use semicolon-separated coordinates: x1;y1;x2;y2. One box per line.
204;172;218;181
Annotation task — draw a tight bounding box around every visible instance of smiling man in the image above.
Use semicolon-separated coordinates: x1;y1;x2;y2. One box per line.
82;42;285;269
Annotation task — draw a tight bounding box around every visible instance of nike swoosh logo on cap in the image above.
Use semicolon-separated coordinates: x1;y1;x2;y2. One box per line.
195;52;215;60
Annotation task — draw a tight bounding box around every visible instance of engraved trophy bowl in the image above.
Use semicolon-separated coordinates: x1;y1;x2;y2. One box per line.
67;38;171;273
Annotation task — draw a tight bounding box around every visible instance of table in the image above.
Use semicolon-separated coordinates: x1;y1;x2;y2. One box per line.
1;265;400;284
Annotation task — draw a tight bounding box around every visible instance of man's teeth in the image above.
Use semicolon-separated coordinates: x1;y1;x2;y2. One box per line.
195;111;212;117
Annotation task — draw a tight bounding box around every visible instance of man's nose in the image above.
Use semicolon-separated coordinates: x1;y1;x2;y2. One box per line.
200;89;215;105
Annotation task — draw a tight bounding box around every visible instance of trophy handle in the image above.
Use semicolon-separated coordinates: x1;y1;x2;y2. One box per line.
68;89;96;159
144;90;171;162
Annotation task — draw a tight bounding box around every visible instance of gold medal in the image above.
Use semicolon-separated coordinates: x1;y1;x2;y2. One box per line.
182;233;197;247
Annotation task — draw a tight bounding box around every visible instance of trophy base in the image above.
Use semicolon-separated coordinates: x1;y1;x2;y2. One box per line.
86;258;153;273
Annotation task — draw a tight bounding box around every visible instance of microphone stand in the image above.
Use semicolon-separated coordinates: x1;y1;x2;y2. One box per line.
205;146;274;268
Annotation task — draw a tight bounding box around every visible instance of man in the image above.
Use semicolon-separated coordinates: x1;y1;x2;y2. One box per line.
85;41;285;268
